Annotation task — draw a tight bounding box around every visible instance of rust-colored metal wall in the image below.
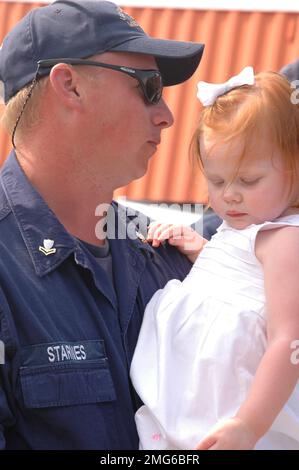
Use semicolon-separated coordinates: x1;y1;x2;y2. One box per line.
0;2;298;202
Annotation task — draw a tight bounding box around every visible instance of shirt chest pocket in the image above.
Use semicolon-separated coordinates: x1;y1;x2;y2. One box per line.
19;340;116;408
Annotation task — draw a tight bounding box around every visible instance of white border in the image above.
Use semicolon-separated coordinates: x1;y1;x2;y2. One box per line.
1;0;299;13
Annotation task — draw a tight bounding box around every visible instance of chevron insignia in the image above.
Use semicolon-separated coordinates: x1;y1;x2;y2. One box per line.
39;239;57;256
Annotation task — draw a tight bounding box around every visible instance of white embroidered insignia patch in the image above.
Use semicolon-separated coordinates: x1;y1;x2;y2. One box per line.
116;6;139;28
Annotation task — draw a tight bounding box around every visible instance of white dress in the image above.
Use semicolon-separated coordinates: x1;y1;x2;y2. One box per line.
130;215;299;450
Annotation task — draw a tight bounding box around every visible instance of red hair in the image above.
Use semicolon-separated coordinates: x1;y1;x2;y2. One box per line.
192;71;299;200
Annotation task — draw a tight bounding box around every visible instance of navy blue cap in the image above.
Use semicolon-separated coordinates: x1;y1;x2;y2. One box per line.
0;0;204;103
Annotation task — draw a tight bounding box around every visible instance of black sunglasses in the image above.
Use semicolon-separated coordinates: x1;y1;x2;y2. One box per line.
37;58;163;105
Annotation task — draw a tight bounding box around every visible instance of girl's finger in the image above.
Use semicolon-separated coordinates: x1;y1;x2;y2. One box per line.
196;434;217;450
147;222;162;240
148;223;172;241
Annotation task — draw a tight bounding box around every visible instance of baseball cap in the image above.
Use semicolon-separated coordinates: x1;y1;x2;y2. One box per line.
0;0;205;103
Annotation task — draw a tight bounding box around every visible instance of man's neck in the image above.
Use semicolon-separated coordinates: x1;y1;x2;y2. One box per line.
16;150;113;246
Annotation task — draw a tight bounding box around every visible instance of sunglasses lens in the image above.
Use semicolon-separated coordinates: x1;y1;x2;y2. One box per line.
145;74;163;104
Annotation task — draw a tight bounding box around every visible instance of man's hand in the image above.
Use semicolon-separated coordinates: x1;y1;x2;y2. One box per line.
147;222;207;263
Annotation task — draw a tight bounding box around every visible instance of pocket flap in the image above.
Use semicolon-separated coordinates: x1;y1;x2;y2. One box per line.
20;362;116;408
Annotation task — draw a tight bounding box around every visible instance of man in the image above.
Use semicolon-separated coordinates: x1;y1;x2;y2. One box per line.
0;1;204;449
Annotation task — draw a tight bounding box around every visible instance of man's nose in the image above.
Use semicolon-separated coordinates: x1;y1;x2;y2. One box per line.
151;98;174;128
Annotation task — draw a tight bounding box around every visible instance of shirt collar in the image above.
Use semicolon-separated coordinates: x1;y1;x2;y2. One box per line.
0;151;76;277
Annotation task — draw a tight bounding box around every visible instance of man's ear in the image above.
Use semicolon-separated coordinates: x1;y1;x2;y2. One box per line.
49;64;82;110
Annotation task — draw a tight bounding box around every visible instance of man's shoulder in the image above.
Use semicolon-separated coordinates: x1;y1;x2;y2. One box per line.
111;200;192;277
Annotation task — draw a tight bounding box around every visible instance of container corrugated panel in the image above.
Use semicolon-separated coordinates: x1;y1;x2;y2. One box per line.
0;2;298;202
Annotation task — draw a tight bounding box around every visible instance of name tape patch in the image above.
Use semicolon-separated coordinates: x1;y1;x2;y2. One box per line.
21;340;106;367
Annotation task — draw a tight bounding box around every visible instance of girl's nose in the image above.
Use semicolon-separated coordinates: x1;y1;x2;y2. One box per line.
223;184;242;203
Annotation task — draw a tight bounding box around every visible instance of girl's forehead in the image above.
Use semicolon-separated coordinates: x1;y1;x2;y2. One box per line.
200;132;279;163
200;134;285;176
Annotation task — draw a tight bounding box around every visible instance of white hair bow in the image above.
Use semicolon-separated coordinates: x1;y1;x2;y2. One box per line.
197;66;255;106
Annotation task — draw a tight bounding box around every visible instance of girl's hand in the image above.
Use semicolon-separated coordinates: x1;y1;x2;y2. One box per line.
147;222;207;263
195;417;258;450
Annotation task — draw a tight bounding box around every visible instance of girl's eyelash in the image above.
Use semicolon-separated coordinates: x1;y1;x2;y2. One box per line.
208;178;261;187
239;178;260;185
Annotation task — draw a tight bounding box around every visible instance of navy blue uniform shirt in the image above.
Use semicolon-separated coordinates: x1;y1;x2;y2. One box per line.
0;152;192;450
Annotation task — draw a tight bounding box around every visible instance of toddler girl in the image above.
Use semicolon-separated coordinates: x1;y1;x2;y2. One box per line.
130;67;299;450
